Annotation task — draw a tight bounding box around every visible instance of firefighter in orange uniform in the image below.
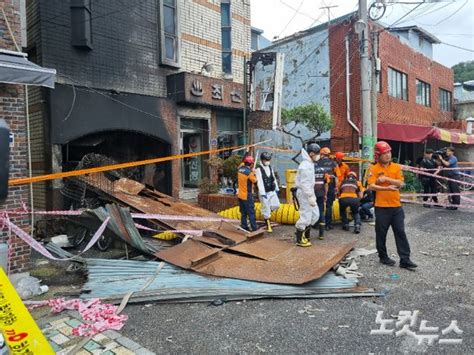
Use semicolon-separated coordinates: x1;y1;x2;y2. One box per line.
367;141;418;270
238;155;258;231
339;171;363;234
335;151;350;188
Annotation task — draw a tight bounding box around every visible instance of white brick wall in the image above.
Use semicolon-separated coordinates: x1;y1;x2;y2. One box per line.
180;0;251;84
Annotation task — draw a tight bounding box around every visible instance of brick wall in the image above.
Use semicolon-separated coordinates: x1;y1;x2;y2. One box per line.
0;0;31;273
329;21;361;153
329;21;454;153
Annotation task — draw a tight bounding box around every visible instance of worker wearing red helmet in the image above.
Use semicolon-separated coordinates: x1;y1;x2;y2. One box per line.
316;147;337;231
335;152;350;189
338;171;363;234
237;154;258;231
367;141;418;270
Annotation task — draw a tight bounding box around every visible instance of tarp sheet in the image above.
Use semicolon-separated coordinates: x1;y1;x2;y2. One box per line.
378;123;474;145
0;51;56;88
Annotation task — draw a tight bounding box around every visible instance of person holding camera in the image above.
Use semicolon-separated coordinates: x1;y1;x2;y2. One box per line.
439;147;460;210
417;149;441;208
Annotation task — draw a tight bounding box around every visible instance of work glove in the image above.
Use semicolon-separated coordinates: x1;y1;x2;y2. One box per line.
308;196;316;207
261;194;268;199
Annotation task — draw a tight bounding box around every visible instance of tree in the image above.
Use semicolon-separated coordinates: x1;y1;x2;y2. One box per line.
280;102;332;162
452;61;474;83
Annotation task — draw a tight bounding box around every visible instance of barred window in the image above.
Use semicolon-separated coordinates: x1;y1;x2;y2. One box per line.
388;67;408;101
439;89;452;112
416;79;431;107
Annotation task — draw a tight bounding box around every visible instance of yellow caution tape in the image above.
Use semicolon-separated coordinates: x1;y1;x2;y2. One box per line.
152;231;179;240
0;268;54;354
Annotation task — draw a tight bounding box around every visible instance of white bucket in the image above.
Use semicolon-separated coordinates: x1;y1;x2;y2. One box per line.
0;244;8;272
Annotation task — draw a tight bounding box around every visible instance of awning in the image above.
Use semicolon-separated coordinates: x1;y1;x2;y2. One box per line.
378;123;474;145
0;50;56;88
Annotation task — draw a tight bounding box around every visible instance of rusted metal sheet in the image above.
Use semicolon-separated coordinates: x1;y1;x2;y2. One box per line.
113;178;145;195
79;174;355;284
157;239;356;285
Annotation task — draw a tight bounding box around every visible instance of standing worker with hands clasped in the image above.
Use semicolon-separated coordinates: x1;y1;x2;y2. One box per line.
367;141;418;270
293;143;321;247
438;147;461;210
237;155;258;232
256;152;280;232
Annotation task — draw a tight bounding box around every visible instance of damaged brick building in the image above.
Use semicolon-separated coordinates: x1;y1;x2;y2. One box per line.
26;0;252;209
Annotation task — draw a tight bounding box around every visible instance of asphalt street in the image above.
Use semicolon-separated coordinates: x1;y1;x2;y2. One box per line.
118;204;473;354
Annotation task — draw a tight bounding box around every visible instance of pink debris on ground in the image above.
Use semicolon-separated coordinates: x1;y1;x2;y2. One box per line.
29;298;128;336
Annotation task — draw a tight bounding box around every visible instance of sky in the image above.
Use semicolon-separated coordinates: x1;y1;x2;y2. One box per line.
251;0;474;68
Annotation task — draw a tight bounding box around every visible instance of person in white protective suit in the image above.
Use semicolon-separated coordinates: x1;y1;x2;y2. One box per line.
256;151;280;233
294;143;321;247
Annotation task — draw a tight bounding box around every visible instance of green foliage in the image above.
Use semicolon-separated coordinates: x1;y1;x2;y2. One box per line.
222;155;242;181
198;178;220;194
281;102;332;139
401;163;422;193
452;60;474;83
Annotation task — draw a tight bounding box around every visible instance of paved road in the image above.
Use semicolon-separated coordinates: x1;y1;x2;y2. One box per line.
120;205;473;354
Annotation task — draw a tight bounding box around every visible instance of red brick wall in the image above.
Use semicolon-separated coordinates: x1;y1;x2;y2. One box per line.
377;30;454;125
0;1;31;273
329;21;361;153
329;21;454;153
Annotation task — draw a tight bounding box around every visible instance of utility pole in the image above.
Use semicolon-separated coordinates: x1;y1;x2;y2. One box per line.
358;0;373;163
319;5;338;26
371;31;379;143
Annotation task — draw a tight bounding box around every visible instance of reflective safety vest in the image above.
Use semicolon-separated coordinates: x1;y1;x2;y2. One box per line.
339;178;361;199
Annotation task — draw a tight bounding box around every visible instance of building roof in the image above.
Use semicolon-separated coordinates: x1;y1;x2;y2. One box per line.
260;11;356;51
454;82;474;103
388;26;441;44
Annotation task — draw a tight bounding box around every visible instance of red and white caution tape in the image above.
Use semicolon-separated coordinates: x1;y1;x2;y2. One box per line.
0;216;110;261
130;213;235;223
401;199;474;210
403;166;474;188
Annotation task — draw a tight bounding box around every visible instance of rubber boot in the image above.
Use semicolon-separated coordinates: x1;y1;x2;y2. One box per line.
295;228;311;247
265;219;272;233
318;223;325;240
304;226;312;243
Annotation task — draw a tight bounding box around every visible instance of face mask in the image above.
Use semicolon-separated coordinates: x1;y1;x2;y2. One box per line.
263;161;270;166
312;154;321;162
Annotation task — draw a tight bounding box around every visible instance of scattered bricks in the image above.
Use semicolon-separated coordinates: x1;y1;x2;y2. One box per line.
83;340;103;352
135;347;157;355
57;345;79;355
50;333;70;345
92;333;109;345
116;336;142;352
112;347;136;355
50;317;71;327
49;341;62;353
75;350;92;355
103;330;121;340
58;325;74;337
65;318;83;328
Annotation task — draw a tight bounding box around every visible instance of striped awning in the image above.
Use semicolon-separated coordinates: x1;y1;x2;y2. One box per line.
378;123;474;145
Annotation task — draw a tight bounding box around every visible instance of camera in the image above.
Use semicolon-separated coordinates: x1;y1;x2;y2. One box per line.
432;147;448;161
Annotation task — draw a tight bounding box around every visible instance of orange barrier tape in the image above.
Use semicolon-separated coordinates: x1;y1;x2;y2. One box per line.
254;146;299;154
9;144;251;186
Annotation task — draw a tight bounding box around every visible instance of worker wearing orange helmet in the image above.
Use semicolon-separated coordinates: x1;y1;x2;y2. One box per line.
367;141;417;270
237;155;258;231
338;171;363;234
316;147;337;231
335;152;350;188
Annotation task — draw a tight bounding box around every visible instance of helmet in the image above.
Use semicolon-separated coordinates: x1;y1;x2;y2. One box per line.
306;143;321;154
374;141;392;160
260;152;272;161
348;171;358;179
335;152;345;160
320;147;331;156
243;155;255;165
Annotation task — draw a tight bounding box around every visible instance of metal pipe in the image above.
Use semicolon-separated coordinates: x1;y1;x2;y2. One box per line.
345;36;360;135
25;85;34;232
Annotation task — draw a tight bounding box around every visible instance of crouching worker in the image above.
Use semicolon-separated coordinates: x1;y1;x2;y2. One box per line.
339;172;363;234
256;152;280;232
294;143;321;247
238;155;257;231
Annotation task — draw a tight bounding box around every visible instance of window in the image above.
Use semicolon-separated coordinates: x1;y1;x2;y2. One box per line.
388;67;408;101
221;0;232;74
439;89;452;112
70;0;92;49
160;0;180;67
416;79;431;107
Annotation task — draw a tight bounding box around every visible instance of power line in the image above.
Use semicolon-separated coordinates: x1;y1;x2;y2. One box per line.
279;0;316;21
276;0;306;39
433;0;468;26
440;42;474;53
388;2;425;28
